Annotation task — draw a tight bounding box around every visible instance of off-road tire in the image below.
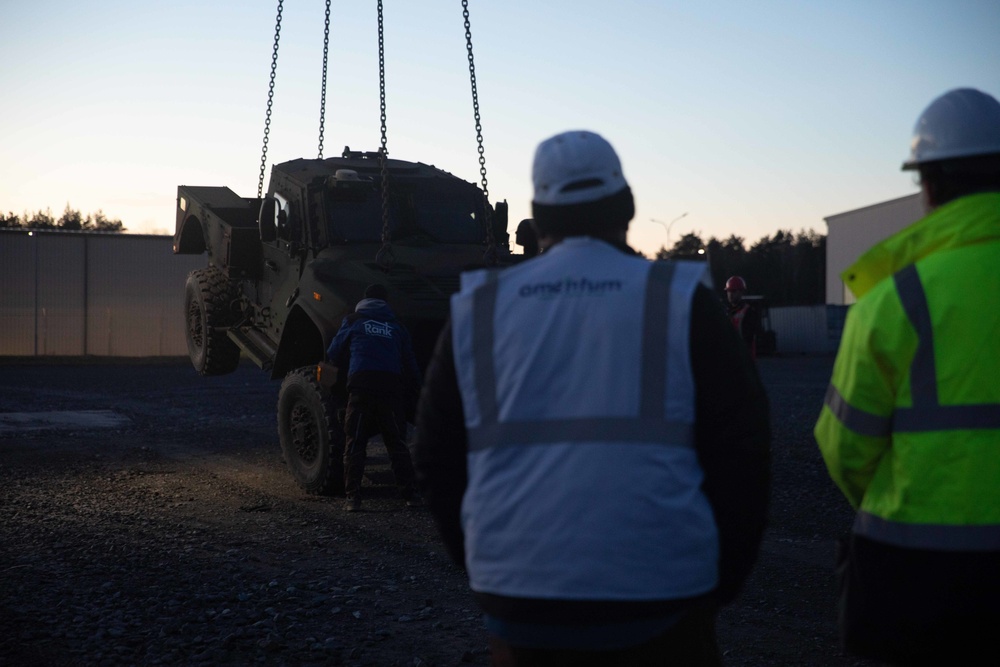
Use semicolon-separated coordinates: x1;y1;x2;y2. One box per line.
278;367;345;496
185;268;241;376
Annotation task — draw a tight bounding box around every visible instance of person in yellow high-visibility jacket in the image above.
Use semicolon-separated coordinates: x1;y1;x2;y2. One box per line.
815;87;1000;665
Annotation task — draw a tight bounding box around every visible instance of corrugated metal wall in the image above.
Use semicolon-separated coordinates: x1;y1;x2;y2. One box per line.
1;230;206;357
770;304;849;355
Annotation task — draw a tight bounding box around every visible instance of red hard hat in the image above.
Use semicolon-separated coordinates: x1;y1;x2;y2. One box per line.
725;276;747;292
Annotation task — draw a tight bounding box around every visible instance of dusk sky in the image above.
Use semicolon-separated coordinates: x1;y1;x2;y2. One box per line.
2;1;998;257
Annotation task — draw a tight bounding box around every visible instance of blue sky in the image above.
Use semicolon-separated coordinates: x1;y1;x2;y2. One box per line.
1;1;998;257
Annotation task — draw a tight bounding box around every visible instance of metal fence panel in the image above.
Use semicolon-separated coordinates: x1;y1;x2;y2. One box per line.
38;235;86;355
1;230;206;357
0;232;38;355
770;305;847;355
86;235;205;356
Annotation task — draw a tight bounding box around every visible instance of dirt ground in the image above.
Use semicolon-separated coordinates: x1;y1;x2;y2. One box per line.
0;356;876;666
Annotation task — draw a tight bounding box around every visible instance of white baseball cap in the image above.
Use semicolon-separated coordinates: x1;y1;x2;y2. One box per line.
532;130;629;206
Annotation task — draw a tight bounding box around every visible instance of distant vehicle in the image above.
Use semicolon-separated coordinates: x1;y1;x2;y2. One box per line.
174;150;511;494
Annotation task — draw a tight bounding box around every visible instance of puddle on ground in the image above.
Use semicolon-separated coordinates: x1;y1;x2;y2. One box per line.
0;410;131;433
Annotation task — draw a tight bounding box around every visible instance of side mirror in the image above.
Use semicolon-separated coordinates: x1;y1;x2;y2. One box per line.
259;198;277;243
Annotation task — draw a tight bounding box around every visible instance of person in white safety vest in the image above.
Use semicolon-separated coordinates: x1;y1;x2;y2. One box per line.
413;130;771;665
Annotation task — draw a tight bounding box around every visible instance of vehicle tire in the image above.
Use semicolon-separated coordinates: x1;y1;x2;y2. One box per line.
277;367;345;496
185;268;241;376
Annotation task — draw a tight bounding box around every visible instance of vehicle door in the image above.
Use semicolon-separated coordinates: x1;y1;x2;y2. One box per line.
258;193;303;340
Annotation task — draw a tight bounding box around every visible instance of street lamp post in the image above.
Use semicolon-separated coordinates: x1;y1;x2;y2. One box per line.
649;212;688;247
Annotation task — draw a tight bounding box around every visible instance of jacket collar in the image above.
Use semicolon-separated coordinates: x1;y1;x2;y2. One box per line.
843;192;1000;300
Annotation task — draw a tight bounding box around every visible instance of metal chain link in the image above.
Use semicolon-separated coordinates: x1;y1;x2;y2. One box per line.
462;0;496;264
375;0;395;270
316;0;331;159
258;0;284;198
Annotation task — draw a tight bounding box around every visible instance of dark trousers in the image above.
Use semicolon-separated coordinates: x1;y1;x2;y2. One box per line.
488;606;722;667
343;390;416;499
837;534;1000;666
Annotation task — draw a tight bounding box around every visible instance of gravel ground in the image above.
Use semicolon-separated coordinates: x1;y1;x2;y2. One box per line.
0;357;876;666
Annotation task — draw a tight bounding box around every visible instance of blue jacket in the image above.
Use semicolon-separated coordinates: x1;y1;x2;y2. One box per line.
326;298;421;393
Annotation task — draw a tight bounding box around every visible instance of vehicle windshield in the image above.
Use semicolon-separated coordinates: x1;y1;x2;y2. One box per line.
325;180;487;244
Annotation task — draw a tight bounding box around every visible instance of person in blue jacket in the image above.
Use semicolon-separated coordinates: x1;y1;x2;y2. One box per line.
326;283;422;511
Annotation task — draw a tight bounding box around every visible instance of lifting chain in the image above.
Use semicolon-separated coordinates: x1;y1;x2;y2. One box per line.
462;0;497;265
375;0;395;270
258;0;284;198
316;0;331;159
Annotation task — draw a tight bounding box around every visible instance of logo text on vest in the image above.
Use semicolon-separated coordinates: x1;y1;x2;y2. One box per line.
518;277;623;299
364;320;393;338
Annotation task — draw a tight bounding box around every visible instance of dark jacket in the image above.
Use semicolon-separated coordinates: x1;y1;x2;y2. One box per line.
413;270;771;625
326;298;421;394
728;301;761;348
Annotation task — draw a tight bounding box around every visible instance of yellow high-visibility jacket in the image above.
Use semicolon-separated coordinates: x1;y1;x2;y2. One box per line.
815;192;1000;551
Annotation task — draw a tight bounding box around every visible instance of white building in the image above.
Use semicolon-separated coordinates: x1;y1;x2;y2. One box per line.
824;193;924;305
766;192;924;355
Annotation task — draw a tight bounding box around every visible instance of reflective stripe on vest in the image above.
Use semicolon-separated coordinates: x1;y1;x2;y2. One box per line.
824;264;1000;434
464;261;695;451
730;304;747;332
854;511;1000;552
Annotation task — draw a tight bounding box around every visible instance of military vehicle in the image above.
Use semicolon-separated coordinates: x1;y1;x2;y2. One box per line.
174;149;510;494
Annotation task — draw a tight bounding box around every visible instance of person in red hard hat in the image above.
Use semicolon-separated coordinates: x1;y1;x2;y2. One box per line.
724;276;761;359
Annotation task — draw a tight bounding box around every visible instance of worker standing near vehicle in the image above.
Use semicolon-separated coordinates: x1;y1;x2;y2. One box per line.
326;283;422;512
724;276;761;359
514;218;539;258
414;130;770;665
814;87;1000;665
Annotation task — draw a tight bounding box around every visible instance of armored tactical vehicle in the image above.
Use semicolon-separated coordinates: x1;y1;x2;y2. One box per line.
174;150;510;494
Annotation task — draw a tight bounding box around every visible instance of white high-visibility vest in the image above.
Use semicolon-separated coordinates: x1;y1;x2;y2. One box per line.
450;237;719;601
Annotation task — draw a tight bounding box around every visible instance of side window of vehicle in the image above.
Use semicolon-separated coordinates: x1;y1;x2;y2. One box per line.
274;193;293;241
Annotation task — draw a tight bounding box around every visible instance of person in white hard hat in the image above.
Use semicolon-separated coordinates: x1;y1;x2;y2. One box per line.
414;130;770;665
815;88;1000;665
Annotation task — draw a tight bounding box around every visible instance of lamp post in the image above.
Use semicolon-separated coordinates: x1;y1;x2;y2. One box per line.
649;212;688;247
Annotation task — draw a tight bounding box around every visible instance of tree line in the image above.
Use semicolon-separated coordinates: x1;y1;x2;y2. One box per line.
1;205;125;232
654;229;826;306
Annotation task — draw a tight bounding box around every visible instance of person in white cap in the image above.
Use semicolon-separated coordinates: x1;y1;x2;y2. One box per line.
414;130;770;664
815;88;1000;664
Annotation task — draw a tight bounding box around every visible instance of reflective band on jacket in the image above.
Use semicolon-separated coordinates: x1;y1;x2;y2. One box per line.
824;264;1000;434
854;511;1000;552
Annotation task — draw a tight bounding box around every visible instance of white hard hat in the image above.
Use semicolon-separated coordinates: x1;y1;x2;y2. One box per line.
532;130;629;205
902;88;1000;170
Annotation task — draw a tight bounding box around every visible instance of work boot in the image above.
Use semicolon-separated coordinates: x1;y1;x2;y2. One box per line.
344;497;361;512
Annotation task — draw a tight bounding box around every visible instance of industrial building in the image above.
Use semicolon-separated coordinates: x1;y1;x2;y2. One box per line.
763;192;923;355
824;193;924;305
